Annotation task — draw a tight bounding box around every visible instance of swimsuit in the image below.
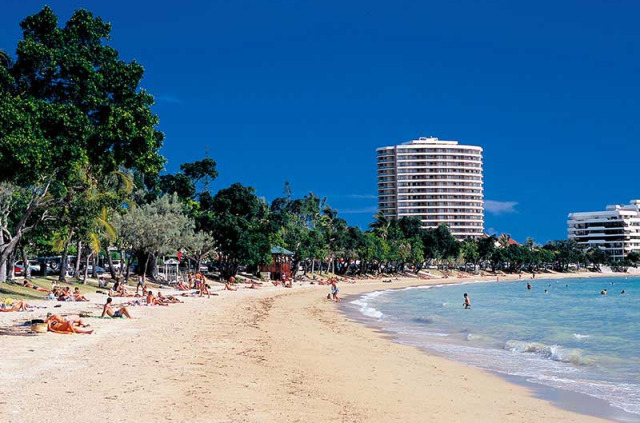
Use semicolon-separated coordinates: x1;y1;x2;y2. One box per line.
113;311;122;318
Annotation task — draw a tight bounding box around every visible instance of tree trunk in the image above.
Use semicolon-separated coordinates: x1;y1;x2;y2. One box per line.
148;253;158;279
74;241;82;279
119;249;126;277
124;250;131;282
107;250;117;279
143;254;150;280
58;229;74;282
83;252;92;284
7;249;16;280
21;246;31;280
91;254;98;279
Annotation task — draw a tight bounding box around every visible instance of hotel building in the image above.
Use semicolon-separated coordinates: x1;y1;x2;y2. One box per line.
567;200;640;259
377;137;484;240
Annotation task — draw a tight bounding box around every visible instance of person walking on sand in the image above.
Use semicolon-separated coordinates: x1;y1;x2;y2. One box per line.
463;293;471;309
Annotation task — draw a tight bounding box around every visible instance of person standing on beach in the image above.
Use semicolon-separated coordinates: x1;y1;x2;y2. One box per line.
136;275;144;294
463;293;471;309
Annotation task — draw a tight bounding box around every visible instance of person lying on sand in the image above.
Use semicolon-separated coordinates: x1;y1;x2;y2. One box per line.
46;313;89;328
46;314;93;334
157;292;182;303
101;297;132;318
176;279;190;291
245;282;261;289
0;299;32;312
146;291;168;306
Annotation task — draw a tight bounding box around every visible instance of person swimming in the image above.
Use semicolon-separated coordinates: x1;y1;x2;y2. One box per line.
600;289;607;295
463;293;471;309
526;282;532;290
544;289;549;294
621;290;626;295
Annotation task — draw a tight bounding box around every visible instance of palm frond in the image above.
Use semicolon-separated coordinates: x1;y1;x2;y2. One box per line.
96;208;117;242
88;232;101;253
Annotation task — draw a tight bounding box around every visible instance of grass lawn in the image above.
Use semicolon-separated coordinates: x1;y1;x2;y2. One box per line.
2;273;178;301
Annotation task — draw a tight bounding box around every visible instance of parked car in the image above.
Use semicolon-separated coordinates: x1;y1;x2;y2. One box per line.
14;260;40;276
84;265;107;275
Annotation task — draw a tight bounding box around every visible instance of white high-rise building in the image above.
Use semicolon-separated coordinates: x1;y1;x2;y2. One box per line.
567;200;640;259
377;137;484;240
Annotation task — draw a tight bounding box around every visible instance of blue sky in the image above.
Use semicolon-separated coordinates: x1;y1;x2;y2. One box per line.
2;0;639;243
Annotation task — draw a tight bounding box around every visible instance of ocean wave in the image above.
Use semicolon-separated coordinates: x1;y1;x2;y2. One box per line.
504;340;593;366
349;299;384;319
573;333;591;340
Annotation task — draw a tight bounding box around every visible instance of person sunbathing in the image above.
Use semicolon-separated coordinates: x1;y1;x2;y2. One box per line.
23;281;49;293
198;280;211;298
176;280;190;291
101;297;132;318
46;314;93;334
157;291;182;303
146;291;168;306
57;287;72;301
225;280;237;291
72;288;89;302
245;282;261;289
0;299;32;312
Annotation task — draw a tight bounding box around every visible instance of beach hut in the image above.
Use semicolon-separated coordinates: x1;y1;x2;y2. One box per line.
162;258;180;284
261;246;294;281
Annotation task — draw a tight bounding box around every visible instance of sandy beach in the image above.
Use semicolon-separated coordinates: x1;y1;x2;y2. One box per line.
0;272;621;422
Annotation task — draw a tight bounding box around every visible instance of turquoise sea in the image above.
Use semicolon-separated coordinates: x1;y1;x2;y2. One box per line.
347;276;640;421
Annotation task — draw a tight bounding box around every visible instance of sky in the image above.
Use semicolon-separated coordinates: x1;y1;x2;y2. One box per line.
2;0;639;243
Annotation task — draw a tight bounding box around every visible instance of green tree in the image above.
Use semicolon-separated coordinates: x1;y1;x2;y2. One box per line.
207;183;271;279
626;251;640;267
0;7;165;281
461;239;480;272
587;247;609;271
369;211;390;240
115;194;192;278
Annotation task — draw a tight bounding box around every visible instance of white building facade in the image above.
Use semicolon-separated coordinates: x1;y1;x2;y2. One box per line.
567;200;640;259
377;137;484;240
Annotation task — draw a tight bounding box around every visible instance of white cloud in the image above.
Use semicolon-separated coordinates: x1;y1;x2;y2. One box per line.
484;200;518;215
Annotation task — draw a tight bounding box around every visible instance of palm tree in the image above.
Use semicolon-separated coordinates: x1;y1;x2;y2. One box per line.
369;211;390;240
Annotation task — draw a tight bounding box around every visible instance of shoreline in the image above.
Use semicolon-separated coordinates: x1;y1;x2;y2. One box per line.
0;271;628;422
341;272;639;422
